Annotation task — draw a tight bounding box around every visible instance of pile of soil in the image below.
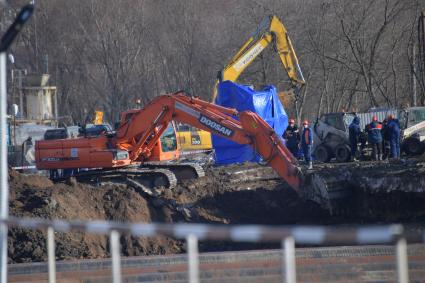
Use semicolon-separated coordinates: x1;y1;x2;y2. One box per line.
9;170;183;263
7;158;425;263
8;163;328;263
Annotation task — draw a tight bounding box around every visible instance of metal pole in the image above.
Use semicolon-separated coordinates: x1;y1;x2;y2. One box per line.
13;114;15;146
54;88;58;121
282;237;296;283
396;237;409;283
110;230;122;283
187;234;199;283
18;70;23;119
47;227;56;283
413;42;417;107
0;52;9;283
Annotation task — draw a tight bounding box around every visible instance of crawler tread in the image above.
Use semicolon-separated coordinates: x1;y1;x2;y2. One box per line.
55;168;178;189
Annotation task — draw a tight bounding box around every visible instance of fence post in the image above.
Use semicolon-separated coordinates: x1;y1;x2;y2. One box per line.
282;237;296;283
396;237;409;283
187;234;199;283
110;230;122;283
0;51;9;283
47;227;56;283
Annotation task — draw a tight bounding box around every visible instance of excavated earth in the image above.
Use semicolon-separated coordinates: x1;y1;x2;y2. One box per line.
7;157;425;263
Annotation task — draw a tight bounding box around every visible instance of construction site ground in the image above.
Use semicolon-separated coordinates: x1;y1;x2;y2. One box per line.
7;156;425;264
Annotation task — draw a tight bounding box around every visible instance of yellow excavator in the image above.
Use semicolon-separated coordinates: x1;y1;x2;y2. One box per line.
178;15;305;152
175;123;212;152
213;14;306;106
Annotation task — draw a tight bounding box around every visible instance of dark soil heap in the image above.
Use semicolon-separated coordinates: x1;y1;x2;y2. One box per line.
9;171;183;263
7;159;425;263
8;164;326;263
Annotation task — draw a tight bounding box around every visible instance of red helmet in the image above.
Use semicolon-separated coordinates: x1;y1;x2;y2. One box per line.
372;116;378;122
303;120;309;125
289;119;295;124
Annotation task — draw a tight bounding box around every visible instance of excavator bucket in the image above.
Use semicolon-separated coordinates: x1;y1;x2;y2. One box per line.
299;169;356;215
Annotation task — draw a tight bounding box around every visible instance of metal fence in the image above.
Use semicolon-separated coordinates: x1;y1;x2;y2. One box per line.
3;217;425;283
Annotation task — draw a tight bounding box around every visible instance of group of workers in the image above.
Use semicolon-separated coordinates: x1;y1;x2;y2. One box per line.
283;119;313;169
349;114;401;161
282;114;401;167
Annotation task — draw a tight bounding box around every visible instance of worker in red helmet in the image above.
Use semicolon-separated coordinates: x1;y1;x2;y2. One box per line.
366;115;383;160
283;118;300;158
301;120;313;169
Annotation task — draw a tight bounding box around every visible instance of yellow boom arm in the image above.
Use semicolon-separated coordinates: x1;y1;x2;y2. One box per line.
213;15;305;101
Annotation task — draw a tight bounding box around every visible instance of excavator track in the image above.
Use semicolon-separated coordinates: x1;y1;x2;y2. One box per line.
142;162;205;182
56;168;178;189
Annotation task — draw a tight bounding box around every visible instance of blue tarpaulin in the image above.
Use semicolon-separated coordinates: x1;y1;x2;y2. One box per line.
212;81;288;165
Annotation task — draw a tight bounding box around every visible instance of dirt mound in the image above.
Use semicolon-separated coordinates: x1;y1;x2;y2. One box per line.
8;158;425;263
9;171;184;263
8;163;326;263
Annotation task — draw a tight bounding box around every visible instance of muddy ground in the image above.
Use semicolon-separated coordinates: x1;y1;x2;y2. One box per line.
8;158;425;263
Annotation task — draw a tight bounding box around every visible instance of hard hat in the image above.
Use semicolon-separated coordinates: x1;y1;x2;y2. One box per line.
289;119;295;124
303;120;309;125
372;116;378;122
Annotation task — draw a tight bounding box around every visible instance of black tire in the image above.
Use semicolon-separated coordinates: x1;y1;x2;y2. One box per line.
335;144;351;162
314;144;332;163
403;138;424;155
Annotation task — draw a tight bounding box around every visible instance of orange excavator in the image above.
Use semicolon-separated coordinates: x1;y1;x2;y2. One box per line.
35;92;301;191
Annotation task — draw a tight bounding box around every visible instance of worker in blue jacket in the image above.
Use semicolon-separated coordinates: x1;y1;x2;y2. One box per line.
348;116;361;161
301;120;313;169
366;116;383;161
387;114;401;158
381;119;391;160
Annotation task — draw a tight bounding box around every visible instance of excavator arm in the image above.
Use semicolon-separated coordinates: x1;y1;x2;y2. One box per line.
36;92;301;191
213;15;305;101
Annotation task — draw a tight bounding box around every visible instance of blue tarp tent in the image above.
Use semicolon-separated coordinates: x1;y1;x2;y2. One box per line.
212;81;288;165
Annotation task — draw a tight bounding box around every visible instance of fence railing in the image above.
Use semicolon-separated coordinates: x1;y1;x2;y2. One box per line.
4;216;425;283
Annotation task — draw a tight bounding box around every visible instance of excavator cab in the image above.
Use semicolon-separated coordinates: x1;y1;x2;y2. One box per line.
149;123;180;161
119;110;180;162
176;123;212;151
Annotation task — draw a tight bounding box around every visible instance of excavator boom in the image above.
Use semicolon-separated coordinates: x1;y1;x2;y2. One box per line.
36;92;301;190
213;15;305;100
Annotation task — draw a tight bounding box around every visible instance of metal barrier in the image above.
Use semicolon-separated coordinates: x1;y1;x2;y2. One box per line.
4;216;425;283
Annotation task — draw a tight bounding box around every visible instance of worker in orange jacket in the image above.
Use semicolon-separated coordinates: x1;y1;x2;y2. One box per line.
366;116;383;160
